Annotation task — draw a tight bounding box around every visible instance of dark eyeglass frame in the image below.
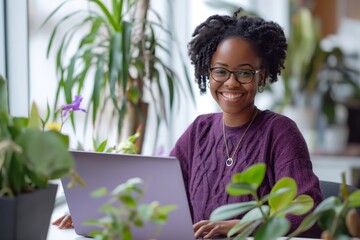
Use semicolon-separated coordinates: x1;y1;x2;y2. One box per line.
209;67;262;84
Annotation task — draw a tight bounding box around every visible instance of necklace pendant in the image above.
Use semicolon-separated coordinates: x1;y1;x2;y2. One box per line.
226;158;233;167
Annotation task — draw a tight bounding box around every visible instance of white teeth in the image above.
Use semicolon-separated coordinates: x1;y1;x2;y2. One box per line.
222;93;242;99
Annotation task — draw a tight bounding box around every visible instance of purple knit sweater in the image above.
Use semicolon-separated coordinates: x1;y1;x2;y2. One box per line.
170;110;323;237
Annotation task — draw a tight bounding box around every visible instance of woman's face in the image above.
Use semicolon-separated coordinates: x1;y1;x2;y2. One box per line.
209;37;265;117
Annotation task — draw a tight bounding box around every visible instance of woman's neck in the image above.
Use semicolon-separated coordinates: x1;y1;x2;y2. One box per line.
222;105;257;127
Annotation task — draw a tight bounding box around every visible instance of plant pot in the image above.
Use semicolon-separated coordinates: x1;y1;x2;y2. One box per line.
0;183;58;240
282;106;318;151
322;124;349;154
347;103;360;143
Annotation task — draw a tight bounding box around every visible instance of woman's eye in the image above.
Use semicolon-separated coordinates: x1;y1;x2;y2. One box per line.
238;70;252;77
214;70;227;75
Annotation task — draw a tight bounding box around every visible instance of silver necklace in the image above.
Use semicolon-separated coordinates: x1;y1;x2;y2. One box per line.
222;108;258;167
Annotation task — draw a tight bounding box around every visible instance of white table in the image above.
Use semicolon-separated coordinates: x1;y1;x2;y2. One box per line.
48;206;320;240
47;226;319;240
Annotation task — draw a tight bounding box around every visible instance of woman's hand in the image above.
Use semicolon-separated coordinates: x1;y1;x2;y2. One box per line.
52;214;74;229
193;220;239;239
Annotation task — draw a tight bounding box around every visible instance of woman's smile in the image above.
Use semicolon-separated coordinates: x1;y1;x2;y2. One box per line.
219;90;245;102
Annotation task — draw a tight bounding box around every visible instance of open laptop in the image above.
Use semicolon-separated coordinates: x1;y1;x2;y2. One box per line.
61;150;196;240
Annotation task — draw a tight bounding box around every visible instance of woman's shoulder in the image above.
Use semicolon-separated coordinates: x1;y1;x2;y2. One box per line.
192;112;221;126
258;110;298;131
260;110;296;125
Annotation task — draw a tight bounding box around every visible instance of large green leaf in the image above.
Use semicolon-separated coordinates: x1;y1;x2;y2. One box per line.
268;177;297;212
210;201;257;221
15;129;73;180
254;217;290;240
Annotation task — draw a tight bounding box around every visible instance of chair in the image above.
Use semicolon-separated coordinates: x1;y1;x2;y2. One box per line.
319;180;360;214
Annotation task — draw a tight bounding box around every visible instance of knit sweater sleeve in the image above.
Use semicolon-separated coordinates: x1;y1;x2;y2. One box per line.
269;115;323;237
169;117;198;217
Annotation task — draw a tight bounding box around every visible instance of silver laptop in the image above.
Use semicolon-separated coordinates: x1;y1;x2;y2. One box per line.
61;150;195;240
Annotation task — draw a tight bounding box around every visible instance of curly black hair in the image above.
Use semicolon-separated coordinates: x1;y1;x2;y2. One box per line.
188;8;287;94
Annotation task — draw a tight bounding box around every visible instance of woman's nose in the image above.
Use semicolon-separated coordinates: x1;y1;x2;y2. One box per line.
225;73;241;87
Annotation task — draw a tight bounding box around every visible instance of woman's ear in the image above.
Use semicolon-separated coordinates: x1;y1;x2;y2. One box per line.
258;70;267;87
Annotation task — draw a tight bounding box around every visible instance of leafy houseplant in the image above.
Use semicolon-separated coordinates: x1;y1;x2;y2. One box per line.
84;177;176;240
210;163;314;240
0;75;75;239
290;173;360;240
280;5;322;110
44;0;194;152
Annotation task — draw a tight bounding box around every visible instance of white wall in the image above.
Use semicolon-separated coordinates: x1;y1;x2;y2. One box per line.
8;0;291;155
6;0;29;117
0;0;5;77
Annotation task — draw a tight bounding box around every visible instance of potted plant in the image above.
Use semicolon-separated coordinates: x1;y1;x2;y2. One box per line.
43;0;194;153
210;163;315;240
211;164;360;240
0;75;75;240
84;177;176;240
290;173;360;240
318;48;360;153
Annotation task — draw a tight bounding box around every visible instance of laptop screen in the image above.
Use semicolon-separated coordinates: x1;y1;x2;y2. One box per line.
61;150;195;240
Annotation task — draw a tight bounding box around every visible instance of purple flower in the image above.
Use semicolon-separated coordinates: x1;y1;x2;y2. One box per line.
155;146;166;156
61;95;86;117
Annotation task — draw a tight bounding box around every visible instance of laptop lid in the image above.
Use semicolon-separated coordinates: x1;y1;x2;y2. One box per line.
61;150;195;240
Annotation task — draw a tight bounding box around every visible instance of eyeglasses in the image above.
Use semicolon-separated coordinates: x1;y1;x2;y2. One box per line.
209;67;261;84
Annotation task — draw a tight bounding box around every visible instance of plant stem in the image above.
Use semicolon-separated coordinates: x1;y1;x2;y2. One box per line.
254;193;268;220
330;201;348;237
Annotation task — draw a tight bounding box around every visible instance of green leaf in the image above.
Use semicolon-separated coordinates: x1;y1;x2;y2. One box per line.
231;220;262;240
232;163;266;189
226;183;256;196
317;209;336;230
120;21;132;93
8;155;25;194
268;177;297;212
242;206;270;222
157;204;177;215
0;75;8;114
261;187;291;204
348;190;360;207
313;196;341;215
288;214;319;238
227;206;269;237
99;204;118;214
95;139;108;152
15;129;73;180
274;194;314;217
291;194;314;215
83;219;103;226
119;195;137;208
28;103;41;129
254;218;290;240
89;0;118;31
92;53;104;125
210;201;257;221
91;187;108;197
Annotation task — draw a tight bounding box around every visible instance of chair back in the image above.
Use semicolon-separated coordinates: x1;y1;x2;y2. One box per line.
319;180;360;214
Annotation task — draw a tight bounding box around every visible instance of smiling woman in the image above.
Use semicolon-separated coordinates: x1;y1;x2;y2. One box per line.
169;8;324;239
